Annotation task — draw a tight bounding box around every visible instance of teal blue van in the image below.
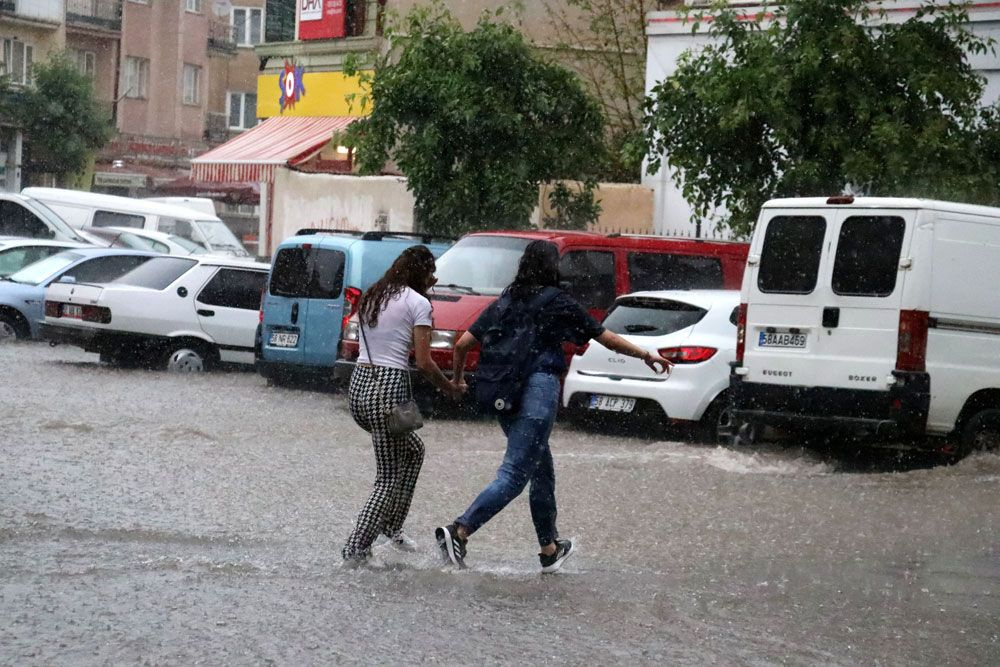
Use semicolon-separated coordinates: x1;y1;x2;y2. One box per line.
257;230;452;383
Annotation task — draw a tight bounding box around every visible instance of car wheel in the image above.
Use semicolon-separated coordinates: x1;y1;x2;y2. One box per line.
699;393;733;444
959;409;1000;458
726;417;759;448
0;310;28;342
165;342;212;373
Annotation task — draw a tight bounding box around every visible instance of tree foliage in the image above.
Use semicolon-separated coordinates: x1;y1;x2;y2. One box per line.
543;179;601;230
346;4;605;237
544;1;674;182
643;0;1000;237
12;53;113;184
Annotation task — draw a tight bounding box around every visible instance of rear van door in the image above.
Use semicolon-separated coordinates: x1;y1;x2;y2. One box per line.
744;208;914;391
301;240;347;368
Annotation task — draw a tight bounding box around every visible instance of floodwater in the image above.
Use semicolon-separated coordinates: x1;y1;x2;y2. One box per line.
1;343;998;665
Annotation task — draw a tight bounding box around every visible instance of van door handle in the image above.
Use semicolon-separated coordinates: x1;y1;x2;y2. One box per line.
291;302;299;324
197;309;215;317
822;307;840;328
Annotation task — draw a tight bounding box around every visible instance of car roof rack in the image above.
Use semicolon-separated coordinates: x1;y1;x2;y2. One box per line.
295;229;455;243
295;228;365;237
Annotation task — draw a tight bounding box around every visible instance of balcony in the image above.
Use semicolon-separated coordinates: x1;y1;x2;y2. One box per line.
208;19;237;54
67;0;123;32
0;0;62;25
257;0;386;62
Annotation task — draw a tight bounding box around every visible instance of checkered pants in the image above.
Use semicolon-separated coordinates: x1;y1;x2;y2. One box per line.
341;364;425;560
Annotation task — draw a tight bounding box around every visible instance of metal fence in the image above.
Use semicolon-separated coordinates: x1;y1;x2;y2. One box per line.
67;0;122;30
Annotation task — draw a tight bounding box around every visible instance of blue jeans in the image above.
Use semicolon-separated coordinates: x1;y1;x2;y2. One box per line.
457;372;560;547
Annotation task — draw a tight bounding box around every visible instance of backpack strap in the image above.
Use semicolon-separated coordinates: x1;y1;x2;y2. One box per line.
526;286;561;315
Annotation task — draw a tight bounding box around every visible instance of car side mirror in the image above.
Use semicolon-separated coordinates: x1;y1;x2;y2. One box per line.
58;275;77;284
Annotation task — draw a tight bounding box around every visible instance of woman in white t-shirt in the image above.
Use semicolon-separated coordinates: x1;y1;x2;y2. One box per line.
341;245;462;565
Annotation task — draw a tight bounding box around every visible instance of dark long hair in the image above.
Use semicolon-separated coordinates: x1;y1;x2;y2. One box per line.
504;240;560;300
359;245;436;327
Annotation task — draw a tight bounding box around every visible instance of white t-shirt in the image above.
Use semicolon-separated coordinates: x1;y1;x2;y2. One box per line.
358;287;433;370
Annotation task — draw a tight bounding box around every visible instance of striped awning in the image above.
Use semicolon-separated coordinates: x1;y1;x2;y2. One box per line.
191;116;357;183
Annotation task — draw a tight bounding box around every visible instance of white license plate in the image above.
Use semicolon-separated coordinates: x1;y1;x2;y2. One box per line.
758;331;807;348
588;395;636;412
269;332;299;348
63;304;83;319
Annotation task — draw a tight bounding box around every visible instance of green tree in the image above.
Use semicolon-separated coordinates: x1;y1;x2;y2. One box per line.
543;0;675;182
14;53;113;186
643;0;1000;237
346;4;605;237
542;179;601;230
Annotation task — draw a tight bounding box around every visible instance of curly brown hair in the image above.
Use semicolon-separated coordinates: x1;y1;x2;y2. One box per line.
359;245;436;327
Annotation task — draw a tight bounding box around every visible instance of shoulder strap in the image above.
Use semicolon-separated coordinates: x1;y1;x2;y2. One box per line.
527;286;561;315
358;316;413;401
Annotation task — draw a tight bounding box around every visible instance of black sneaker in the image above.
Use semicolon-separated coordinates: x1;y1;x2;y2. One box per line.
539;538;574;573
435;523;467;569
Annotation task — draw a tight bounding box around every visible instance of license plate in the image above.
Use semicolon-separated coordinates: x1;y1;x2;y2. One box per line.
63;304;83;319
758;331;806;348
269;332;299;347
588;395;636;412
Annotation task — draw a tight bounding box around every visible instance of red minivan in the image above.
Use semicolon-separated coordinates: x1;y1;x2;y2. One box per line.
335;230;749;381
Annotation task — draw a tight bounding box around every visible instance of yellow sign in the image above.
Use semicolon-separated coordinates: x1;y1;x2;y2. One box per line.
256;69;371;119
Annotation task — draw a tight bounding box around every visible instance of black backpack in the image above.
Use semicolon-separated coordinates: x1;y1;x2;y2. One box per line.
474;287;561;414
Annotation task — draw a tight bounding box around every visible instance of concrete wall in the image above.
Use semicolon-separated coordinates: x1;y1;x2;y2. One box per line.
644;0;1000;239
538;181;653;235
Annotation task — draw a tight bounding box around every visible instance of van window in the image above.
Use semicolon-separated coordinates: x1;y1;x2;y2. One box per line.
560;250;615;310
602;297;708;336
158;217;194;240
832;216;905;297
0;201;52;238
112;257;197;289
758;216;826;294
60;254;151;284
198;268;268;310
434;236;531;295
270;246;345;299
93;210;144;229
628;252;724;291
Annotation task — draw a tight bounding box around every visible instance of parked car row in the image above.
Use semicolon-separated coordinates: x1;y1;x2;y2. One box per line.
6;194;1000;456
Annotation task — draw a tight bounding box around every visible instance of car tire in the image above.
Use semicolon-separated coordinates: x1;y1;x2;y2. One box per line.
0;310;29;342
698;393;733;445
164;341;214;373
958;408;1000;458
726;417;759;448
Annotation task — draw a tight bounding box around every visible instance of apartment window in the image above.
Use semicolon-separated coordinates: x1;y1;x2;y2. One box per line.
123;56;149;99
186;0;203;12
233;7;264;46
228;92;258;130
182;64;202;106
70;49;96;78
2;39;34;86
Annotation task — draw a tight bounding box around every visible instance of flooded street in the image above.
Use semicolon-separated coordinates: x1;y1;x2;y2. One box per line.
1;342;998;665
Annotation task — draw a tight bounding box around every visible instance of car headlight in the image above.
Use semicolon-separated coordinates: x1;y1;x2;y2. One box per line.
342;320;359;341
430;329;457;349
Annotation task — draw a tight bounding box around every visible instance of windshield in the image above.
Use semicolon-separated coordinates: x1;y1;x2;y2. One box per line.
433;236;531;295
193;220;249;256
26;199;87;242
6;251;84;285
169;234;208;254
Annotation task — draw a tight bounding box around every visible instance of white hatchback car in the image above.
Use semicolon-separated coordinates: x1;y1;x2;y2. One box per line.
77;226;212;256
40;255;270;371
562;290;740;439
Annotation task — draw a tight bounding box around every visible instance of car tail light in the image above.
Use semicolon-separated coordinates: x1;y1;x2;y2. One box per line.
82;305;112;324
896;309;929;372
658;346;718;364
826;196;855;205
574;343;589;356
341;286;362;335
735;303;748;363
45;301;60;317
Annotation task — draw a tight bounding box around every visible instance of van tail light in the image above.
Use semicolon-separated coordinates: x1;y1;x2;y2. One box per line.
341;286;362;336
896;310;929;372
658;346;718;364
45;300;60;317
735;303;748;363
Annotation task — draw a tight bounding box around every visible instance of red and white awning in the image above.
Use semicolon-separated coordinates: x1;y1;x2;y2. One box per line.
191;116;357;183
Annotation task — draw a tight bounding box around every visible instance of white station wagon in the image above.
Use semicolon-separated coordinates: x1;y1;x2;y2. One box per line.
40;255;270;371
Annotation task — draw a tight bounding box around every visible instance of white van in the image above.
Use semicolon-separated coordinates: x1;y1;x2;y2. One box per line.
21;188;249;258
731;196;1000;456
